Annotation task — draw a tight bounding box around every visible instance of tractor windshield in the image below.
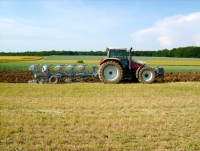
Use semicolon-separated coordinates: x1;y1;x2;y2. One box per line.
108;50;127;60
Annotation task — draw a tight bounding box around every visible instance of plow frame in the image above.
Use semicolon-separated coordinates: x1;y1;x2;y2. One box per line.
28;64;98;84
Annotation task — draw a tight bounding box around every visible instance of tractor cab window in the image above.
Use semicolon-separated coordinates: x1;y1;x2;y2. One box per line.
108;50;127;60
109;50;116;58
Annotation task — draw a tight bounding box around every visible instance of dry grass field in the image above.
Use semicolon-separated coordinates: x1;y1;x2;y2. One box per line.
0;56;43;63
0;82;200;150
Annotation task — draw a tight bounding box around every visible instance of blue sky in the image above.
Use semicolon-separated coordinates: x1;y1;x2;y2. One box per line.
0;0;200;52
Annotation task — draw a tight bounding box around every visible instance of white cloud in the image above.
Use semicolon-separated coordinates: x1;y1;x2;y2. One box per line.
157;36;172;48
131;12;200;50
194;33;200;45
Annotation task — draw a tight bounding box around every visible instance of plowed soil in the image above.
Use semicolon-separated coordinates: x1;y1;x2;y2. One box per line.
0;70;200;83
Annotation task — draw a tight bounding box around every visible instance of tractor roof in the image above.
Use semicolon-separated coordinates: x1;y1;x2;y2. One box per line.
106;47;127;51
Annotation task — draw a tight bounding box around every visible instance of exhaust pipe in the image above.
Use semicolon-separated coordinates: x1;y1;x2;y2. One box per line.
129;47;132;72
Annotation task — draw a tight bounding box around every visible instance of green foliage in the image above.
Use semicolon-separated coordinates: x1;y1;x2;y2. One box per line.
0;46;199;58
0;50;107;56
76;60;84;63
132;46;200;58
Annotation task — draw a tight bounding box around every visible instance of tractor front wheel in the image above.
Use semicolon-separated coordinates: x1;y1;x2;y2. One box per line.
98;61;123;83
138;67;156;84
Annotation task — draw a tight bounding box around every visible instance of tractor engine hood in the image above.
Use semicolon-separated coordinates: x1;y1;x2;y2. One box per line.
132;60;148;69
135;60;148;66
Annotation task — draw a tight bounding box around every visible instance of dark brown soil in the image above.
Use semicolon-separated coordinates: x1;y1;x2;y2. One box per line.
0;70;200;83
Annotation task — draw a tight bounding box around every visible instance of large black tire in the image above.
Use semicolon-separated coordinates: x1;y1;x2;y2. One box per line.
138;67;156;84
49;76;58;84
98;61;123;83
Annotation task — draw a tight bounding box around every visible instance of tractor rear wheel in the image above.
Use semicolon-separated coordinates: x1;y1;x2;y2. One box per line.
138;67;156;84
49;76;58;84
98;61;123;83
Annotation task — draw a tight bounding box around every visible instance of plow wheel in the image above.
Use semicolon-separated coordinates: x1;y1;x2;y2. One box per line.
49;76;58;84
98;61;123;83
138;67;156;84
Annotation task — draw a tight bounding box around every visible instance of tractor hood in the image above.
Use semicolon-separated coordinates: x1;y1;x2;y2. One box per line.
135;60;148;66
131;60;148;70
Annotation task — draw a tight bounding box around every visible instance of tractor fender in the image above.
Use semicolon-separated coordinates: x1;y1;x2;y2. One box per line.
135;65;144;78
99;58;121;66
99;58;124;71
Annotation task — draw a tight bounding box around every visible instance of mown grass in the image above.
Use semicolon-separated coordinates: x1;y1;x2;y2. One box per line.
0;82;200;150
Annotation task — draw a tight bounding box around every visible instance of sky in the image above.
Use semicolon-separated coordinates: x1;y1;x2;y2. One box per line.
0;0;200;52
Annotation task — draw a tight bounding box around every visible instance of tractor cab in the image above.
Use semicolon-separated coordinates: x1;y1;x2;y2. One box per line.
106;47;129;70
107;47;128;60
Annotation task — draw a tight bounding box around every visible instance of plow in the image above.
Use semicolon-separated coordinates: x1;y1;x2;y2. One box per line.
28;64;98;84
1;47;200;84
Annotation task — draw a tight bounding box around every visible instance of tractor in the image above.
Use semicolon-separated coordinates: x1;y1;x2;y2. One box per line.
28;47;164;84
98;47;164;84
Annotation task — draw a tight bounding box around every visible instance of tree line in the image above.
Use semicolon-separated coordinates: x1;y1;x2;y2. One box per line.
0;46;199;58
0;50;107;56
133;46;200;58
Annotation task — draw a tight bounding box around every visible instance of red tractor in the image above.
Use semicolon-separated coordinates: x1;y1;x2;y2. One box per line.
98;47;164;84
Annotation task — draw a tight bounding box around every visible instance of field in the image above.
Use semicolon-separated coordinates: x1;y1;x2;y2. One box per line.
0;56;43;63
0;55;200;83
0;56;200;72
0;55;200;150
0;83;200;150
